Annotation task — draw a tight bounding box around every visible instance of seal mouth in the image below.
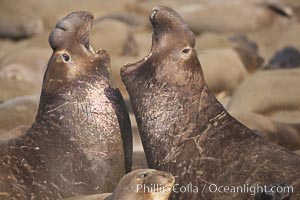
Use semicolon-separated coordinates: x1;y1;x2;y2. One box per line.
120;8;159;76
51;11;104;56
79;32;98;55
120;6;196;78
75;25;102;56
156;178;175;193
80;29;105;57
121;6;168;77
151;172;175;193
121;51;152;76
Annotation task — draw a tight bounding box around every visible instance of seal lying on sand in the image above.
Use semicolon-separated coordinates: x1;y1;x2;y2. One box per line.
0;11;132;199
227;68;300;150
265;46;300;69
65;169;175;200
121;6;300;200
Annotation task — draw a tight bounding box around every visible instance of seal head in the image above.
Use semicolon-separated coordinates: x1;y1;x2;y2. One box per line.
63;169;175;200
44;11;109;95
149;6;195;52
110;169;175;200
121;6;201;86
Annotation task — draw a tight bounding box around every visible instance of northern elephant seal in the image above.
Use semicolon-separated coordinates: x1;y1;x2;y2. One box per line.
121;6;300;200
0;11;132;199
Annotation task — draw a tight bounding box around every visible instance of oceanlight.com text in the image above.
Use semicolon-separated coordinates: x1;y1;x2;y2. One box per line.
128;183;294;196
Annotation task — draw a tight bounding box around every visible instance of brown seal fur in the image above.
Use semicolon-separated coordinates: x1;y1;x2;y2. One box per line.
121;6;300;200
0;11;132;199
65;169;175;200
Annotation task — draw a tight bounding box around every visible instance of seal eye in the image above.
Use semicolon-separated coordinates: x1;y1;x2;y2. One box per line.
62;53;71;62
139;173;148;178
182;48;191;54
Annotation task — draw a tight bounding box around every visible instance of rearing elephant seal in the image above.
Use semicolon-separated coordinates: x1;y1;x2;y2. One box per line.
0;11;132;199
121;6;300;200
65;169;175;200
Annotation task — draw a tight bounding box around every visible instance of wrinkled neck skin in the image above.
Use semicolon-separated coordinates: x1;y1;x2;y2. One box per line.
33;73;116;144
125;60;226;168
30;71;124;160
125;68;253;200
26;72;124;195
126;58;300;199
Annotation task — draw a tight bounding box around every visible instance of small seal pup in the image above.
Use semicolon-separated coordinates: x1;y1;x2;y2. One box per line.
121;6;300;200
65;169;175;200
0;11;132;199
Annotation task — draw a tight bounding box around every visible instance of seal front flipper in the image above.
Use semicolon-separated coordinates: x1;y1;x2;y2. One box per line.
108;87;133;173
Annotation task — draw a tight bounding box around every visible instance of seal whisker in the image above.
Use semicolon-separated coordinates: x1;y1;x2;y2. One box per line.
73;182;88;186
45;102;70;114
196;50;207;56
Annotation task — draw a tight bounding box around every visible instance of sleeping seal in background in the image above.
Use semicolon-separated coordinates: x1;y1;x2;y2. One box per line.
265;46;300;69
0;11;132;199
121;6;300;200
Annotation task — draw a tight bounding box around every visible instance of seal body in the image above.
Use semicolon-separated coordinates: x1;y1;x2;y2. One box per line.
265;46;300;69
0;11;132;199
121;6;300;200
65;169;175;200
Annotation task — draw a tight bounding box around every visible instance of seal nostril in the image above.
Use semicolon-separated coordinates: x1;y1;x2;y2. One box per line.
62;53;71;62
